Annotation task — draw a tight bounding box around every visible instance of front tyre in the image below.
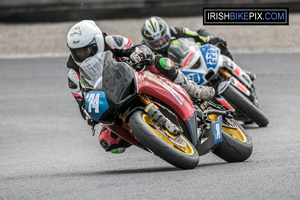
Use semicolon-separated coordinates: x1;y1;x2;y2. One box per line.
129;110;199;169
222;84;269;127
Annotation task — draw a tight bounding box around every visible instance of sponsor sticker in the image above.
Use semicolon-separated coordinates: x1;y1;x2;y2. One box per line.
213;115;223;144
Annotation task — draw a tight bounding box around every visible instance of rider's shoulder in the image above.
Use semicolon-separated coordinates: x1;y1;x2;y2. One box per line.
67;54;80;72
105;35;133;50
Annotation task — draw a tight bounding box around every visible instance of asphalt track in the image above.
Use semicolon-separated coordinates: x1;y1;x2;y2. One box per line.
0;53;300;200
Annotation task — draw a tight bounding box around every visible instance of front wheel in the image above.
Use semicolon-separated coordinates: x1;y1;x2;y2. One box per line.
222;84;269;127
129;110;199;169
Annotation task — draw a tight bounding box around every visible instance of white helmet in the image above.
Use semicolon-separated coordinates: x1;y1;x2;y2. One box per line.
67;20;105;66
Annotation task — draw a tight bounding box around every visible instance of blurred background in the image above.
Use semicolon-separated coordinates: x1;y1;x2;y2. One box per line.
0;0;300;57
1;2;300;199
1;0;300;22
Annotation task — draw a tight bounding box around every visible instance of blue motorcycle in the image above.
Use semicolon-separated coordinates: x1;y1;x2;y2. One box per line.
168;38;268;127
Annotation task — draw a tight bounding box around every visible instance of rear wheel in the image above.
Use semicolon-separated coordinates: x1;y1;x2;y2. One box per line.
129;110;199;169
222;84;269;127
209;115;253;162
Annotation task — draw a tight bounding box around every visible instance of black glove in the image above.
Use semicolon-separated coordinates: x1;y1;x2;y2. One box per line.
130;49;147;65
170;27;184;38
130;46;154;70
207;36;227;47
207;36;234;60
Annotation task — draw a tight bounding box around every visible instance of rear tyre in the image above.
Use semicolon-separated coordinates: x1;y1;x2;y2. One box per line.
129;110;199;169
213;121;253;162
222;84;269;127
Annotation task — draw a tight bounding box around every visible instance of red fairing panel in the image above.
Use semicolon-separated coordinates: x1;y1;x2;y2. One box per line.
137;71;194;121
105;124;148;151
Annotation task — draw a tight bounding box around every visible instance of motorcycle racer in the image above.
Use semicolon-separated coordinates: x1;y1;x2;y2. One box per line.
66;20;215;154
141;16;256;81
141;16;234;60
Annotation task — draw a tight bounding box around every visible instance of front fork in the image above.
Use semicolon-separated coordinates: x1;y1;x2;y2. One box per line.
216;68;252;109
219;68;250;93
138;94;198;146
218;68;258;106
139;94;183;135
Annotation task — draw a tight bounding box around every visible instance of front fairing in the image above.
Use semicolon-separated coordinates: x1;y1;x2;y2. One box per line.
80;51;138;124
168;38;222;85
168;38;198;65
181;44;221;85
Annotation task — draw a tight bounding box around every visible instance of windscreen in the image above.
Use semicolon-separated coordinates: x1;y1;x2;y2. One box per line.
168;38;201;69
168;38;199;65
80;51;137;105
80;53;105;91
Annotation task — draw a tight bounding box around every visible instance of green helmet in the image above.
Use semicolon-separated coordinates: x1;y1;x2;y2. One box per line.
141;16;171;52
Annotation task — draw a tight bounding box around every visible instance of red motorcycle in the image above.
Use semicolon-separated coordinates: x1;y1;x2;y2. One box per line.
80;51;253;169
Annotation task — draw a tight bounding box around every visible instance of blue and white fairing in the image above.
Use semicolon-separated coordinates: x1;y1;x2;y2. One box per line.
181;44;222;85
212;115;223;144
85;91;109;121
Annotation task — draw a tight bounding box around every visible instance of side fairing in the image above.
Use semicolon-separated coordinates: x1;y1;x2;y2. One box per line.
181;44;221;85
137;72;194;121
199;45;220;70
85;91;109;121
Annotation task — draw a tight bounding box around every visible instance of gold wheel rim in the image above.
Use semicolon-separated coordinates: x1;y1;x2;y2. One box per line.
208;114;247;142
142;114;195;155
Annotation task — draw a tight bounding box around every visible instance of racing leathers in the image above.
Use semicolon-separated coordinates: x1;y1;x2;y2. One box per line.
67;34;139;153
145;26;234;61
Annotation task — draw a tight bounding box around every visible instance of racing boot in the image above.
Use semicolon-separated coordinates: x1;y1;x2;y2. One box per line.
98;128;131;154
173;71;215;101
